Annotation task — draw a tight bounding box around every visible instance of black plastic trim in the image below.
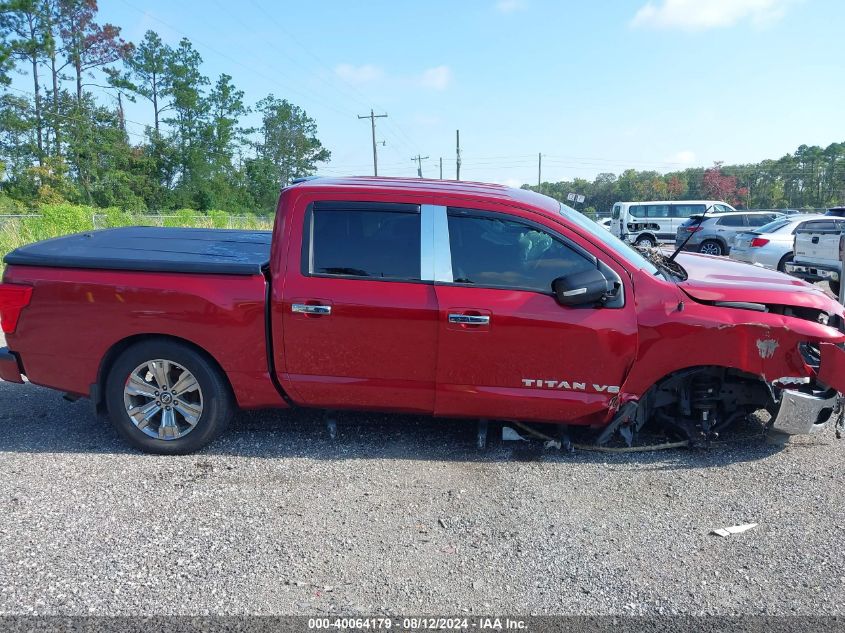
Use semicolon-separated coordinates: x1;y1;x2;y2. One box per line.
263;270;295;407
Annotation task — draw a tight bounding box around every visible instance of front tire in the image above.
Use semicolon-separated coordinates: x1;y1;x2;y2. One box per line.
635;235;656;248
105;340;234;454
699;240;724;256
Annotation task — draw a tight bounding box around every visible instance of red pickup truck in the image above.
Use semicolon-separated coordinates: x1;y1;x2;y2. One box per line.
2;177;845;454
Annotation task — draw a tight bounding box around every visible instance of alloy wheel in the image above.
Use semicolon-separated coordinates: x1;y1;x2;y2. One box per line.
123;359;204;440
700;242;722;256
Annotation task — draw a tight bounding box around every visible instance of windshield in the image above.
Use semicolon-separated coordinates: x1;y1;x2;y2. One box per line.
756;218;791;234
558;203;659;276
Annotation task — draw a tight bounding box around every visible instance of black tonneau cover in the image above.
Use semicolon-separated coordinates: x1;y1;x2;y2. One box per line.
3;226;272;275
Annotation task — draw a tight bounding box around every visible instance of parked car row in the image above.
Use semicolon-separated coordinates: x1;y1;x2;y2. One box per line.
608;199;845;296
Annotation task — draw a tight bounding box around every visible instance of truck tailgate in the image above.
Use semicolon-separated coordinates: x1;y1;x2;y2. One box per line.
793;221;843;267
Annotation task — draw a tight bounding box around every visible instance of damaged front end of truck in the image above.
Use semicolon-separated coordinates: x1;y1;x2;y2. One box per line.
599;252;845;447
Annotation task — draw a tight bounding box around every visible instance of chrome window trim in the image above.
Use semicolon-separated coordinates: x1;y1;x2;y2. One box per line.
420;204;436;282
423;204;453;283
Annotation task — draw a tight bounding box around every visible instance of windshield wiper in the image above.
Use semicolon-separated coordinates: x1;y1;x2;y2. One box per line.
668;204;714;262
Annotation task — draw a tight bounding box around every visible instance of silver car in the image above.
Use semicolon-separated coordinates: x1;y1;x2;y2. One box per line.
674;211;784;256
731;214;827;271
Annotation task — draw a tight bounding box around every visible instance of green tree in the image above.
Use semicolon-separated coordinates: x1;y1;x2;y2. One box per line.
246;95;330;209
108;30;171;134
1;0;49;162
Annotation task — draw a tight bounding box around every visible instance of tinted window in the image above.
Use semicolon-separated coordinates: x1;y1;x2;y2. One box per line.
611;204;621;219
803;220;842;232
643;204;670;218
747;214;778;227
629;205;645;218
672;204;707;218
802;221;834;231
717;215;746;227
447;213;594;293
307;205;421;280
715;204;733;213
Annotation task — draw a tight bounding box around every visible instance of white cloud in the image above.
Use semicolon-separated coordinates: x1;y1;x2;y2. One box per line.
419;65;452;91
334;63;383;84
672;150;697;164
495;0;526;14
631;0;796;31
501;178;524;188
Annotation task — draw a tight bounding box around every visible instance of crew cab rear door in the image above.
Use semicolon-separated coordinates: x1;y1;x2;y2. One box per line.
432;204;638;424
277;199;439;413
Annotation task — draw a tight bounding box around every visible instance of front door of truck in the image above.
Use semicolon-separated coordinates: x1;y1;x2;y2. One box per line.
279;199;438;413
433;206;638;424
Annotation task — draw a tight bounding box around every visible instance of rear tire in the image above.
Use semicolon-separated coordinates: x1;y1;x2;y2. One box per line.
699;240;724;256
105;339;233;454
777;253;793;273
829;280;840;297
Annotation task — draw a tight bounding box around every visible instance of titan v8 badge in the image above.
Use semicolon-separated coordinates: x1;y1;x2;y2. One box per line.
521;379;620;393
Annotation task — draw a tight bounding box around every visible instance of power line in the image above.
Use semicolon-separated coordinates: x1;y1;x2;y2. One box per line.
119;0;351;119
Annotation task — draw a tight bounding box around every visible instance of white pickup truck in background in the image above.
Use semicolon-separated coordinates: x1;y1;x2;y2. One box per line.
786;207;845;295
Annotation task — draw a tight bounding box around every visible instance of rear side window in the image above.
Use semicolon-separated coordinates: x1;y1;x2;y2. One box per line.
672;204;707;218
717;215;746;227
447;212;594;293
304;202;421;280
747;214;778;227
644;204;670;218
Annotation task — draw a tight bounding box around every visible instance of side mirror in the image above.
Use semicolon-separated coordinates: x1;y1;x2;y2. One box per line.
552;268;615;307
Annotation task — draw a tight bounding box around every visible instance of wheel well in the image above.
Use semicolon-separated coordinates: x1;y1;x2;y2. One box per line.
635;233;657;243
777;252;793;271
632;365;774;440
700;237;727;249
92;334;234;413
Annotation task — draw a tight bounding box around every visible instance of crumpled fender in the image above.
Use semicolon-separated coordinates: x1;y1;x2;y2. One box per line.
613;272;845;407
818;342;845;392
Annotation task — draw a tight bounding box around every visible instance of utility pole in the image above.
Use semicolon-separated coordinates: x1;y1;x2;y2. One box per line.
456;130;461;180
538;153;542;192
358;109;388;176
412;155;429;178
439;157;443;180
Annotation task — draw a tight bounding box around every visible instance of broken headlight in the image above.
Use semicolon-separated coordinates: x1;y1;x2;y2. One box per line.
799;342;821;370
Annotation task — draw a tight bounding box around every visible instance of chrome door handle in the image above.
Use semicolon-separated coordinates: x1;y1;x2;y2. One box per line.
292;303;331;315
448;313;490;325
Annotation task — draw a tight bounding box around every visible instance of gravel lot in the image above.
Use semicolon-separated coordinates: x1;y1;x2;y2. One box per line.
1;336;845;616
0;370;845;614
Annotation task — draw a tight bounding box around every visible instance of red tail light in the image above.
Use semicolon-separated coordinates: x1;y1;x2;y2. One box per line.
0;284;33;333
682;226;703;233
750;238;770;247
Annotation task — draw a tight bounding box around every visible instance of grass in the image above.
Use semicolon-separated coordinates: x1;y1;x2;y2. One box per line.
0;204;274;261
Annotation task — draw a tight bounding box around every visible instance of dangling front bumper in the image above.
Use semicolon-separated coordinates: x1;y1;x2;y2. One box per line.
770;387;840;435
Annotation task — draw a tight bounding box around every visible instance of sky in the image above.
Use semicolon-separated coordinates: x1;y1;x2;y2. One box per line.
76;0;845;185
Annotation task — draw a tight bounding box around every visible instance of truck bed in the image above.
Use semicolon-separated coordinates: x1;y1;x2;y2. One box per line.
3;226;272;275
